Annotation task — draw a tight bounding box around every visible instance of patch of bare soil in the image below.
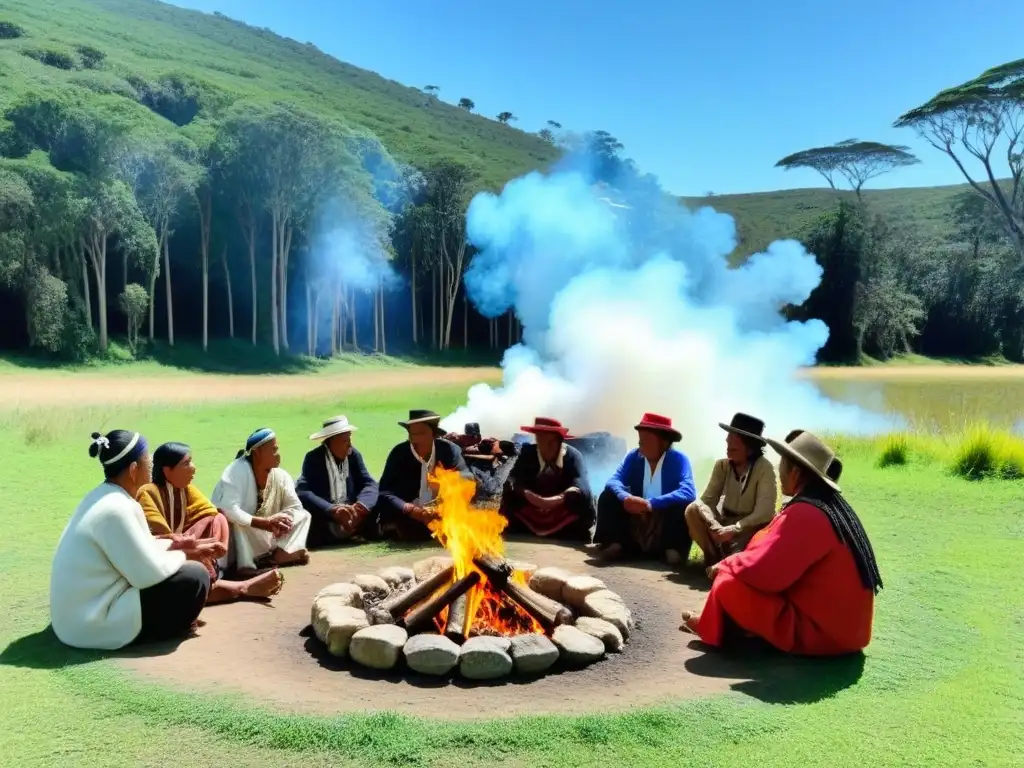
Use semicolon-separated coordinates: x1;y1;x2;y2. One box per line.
0;367;501;409
117;541;739;720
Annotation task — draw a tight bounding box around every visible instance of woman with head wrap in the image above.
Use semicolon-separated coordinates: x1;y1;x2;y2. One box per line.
211;428;311;574
138;442;284;602
50;430;211;650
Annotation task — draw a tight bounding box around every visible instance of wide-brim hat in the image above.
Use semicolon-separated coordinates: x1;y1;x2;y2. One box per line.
765;430;841;492
309;415;358;441
521;417;575;440
719;412;766;444
398;409;445;437
634;412;682;442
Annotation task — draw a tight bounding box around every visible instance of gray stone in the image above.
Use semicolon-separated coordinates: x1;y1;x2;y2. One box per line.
311;601;369;658
353;573;391;599
574;616;624;652
510;633;560;675
561;575;607;609
528;567;573;602
582;589;633;639
459;635;513;680
403;634;461;676
312;582;364;612
552;624;605;667
349;625;408;670
377;566;416;588
413;555;454;583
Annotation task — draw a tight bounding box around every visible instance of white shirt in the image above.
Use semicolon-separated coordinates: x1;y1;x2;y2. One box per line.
642;454;666;500
538;443;567;474
211;459;301;526
410;441;437;505
50;483;186;650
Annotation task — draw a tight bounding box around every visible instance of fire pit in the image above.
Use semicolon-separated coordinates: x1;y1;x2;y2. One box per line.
310;467;634;679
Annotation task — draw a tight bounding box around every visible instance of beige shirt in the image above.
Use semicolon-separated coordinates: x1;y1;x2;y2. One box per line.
699;455;779;531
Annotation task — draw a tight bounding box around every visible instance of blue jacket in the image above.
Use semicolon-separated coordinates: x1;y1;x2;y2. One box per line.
605;448;697;511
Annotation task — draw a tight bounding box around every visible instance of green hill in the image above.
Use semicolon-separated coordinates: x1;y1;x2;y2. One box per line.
683;182;972;260
0;0;557;189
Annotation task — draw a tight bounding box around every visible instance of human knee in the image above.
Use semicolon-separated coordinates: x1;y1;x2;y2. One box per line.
684;502;703;525
178;560;212;598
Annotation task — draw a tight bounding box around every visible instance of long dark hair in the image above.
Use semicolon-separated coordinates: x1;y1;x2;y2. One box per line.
790;477;883;594
89;430;147;480
152;442;190;487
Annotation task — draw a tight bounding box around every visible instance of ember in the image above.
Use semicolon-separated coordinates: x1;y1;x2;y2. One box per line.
426;466;545;639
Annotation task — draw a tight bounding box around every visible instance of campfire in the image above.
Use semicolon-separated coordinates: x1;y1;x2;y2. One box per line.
310;467;634;680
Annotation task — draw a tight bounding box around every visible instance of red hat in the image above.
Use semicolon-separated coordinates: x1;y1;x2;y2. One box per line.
520;417;574;439
634;412;682;442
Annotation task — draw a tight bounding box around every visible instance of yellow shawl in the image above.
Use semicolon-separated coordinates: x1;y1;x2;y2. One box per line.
138;483;219;536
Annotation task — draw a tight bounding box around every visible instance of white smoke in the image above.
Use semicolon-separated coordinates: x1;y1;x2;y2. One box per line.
442;158;893;480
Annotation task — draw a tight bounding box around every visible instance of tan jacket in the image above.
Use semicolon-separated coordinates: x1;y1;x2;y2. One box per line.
699;455;778;532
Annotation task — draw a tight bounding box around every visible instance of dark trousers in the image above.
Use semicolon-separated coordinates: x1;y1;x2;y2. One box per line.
134;561;210;645
306;505;379;549
501;508;596;542
593;488;691;556
376;502;435;542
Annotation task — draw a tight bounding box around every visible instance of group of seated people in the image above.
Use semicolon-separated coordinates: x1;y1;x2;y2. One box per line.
49;406;883;660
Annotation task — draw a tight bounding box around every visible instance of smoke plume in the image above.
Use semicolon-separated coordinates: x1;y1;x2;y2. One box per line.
443;156;892;479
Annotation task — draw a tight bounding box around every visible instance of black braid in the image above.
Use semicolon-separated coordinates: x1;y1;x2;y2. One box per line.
790;477;883;594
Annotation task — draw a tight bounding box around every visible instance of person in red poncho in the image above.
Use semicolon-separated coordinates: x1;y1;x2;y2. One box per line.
680;430;883;656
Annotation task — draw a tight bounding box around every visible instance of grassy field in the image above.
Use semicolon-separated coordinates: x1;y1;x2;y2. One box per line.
0;371;1022;766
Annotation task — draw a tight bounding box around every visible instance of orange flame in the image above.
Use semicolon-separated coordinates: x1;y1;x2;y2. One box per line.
427;466;544;638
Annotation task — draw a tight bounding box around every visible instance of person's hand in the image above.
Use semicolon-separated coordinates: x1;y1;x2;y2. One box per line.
403;503;435;524
266;512;293;537
706;562;721;580
167;534;197;551
190;540;227;560
711;525;738;544
524;490;556;510
623;496;651;515
331;504;356;530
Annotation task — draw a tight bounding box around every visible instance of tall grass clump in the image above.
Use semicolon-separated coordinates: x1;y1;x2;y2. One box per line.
949;423;1024;480
876;432;911;468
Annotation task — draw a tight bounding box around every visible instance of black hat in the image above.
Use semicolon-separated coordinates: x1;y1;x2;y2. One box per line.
398;409;445;437
718;413;766;443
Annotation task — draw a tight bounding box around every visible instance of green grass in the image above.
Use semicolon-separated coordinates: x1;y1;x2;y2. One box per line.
1;382;1022;766
0;0;557;190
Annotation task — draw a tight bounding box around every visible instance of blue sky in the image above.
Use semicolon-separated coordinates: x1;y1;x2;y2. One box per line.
167;0;1024;196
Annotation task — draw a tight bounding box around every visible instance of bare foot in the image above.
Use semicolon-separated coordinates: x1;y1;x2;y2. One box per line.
271;548;309;567
241;569;284;599
598;542;624;560
679;610;700;635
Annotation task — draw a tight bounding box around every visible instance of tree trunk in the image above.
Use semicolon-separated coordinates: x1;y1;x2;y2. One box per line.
270;213;280;355
350;286;358;350
198;190;212;350
463;290;468;348
164;236;175;346
86;233;108;352
81;245;93;331
411;246;418;346
431;264;438;349
148;229;164;341
279;222;293;352
380;281;387;355
221;247;235;339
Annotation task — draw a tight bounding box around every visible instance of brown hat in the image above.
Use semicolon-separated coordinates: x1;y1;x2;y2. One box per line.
719;412;766;443
766;430;841;492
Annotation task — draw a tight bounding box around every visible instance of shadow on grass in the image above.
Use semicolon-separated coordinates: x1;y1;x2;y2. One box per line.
0;625;192;670
682;639;866;705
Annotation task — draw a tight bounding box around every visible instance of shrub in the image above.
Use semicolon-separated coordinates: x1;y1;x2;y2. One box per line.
0;21;24;39
949;424;1024;481
74;44;106;69
877;433;910;468
21;47;76;70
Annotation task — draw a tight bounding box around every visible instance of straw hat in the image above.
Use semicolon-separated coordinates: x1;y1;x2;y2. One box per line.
765;430;841;492
718;412;766;444
309;415;358;441
520;417;575;439
634;412;682;442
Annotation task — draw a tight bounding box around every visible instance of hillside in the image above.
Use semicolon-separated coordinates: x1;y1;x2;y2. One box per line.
0;0;558;189
683;182;971;260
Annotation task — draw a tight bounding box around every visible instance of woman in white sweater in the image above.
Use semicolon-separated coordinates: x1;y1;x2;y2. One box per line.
50;430;212;650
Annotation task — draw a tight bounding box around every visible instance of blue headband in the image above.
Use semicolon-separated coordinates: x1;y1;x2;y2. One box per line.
244;428;275;456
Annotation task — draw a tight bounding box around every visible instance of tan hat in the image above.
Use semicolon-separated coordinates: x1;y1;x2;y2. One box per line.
309;415;358;441
766;430;840;492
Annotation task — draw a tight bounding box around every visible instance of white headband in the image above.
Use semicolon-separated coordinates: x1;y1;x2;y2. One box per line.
102;432;141;466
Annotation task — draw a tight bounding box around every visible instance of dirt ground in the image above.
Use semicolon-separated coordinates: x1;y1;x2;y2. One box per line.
0;366;502;409
117;541;743;720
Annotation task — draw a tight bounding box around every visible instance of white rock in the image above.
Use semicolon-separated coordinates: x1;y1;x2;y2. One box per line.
574;616;624;652
413;555;454;583
353;573;391;598
510;633;559;675
313;582;364;611
459;635;513;680
582;589;633;639
377;566;416;588
311;601;369;658
403;634;460;676
508;560;538;579
528;567;573;602
561;575;607;609
349;625;408;670
552;624;605;667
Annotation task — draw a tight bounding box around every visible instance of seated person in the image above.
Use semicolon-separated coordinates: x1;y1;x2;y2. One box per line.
444;422;519;504
681;431;883;656
50;430;210;650
499;417;595;541
376;409;470;541
296;415;379;547
139;442;283;602
211;428;311;574
593;413;697;565
685;413;778;567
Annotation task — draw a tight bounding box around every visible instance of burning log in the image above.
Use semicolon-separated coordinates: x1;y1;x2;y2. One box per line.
473;554;573;632
444;594;470;644
401;571;481;634
378;564;455;621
